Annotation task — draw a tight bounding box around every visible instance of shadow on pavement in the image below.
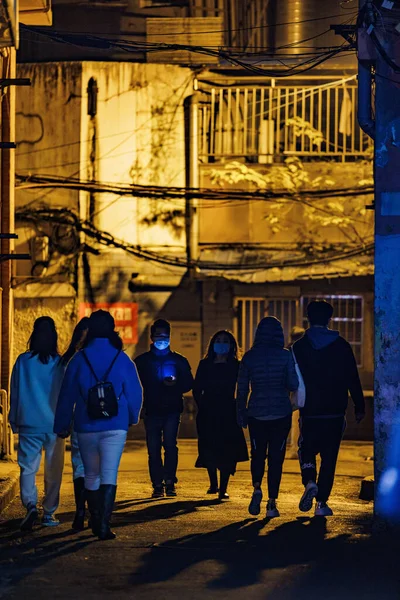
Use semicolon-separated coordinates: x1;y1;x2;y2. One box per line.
111;497;221;525
130;513;400;598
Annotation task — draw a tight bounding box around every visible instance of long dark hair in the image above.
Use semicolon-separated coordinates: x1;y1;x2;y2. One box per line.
204;330;239;362
83;310;123;351
61;317;90;365
28;316;59;364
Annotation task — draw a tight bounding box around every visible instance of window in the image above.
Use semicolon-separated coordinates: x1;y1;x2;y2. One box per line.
300;295;364;366
234;297;299;352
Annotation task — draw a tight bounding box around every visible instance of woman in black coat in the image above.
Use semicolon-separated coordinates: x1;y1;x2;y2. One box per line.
193;330;248;500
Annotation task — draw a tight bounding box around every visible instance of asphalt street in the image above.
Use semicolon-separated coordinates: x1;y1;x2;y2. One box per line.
0;439;398;600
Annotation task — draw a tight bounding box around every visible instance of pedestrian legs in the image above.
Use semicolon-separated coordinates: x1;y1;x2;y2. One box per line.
144;416;164;488
207;467;218;492
78;430;126;540
298;418;319;486
42;434;65;515
71;430;85;480
219;470;230;500
163;413;181;486
266;415;291;499
71;430;86;531
317;418;346;503
248;417;268;487
18;434;44;510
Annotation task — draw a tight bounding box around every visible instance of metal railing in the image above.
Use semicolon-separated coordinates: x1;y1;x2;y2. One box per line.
199;82;373;162
188;0;224;17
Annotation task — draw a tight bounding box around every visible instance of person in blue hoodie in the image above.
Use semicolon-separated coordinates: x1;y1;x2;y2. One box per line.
9;316;65;531
134;319;194;498
54;310;143;541
60;317;89;531
292;300;365;517
237;316;299;519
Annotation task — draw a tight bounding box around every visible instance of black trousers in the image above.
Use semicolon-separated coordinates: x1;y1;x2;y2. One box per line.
298;416;346;503
248;415;292;499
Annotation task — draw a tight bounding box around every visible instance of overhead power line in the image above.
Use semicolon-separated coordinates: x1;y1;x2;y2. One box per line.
21;24;354;78
16;207;374;272
15;173;374;203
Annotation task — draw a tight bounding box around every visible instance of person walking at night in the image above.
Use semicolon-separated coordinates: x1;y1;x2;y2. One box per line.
293;300;365;517
134;319;194;498
237;316;299;519
193;330;248;501
54;310;143;540
9;317;65;531
60;317;89;531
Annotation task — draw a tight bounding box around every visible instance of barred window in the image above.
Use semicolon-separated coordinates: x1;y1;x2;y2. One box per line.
234;297;299;352
301;295;363;367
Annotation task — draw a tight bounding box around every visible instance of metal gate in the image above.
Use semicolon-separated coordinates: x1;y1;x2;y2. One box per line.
234;297;299;352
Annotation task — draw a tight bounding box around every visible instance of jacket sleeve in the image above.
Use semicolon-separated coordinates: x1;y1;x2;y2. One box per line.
133;355;146;384
236;355;250;414
286;351;299;392
345;343;365;414
8;356;21;433
54;356;79;434
192;361;205;407
178;357;194;394
123;356;143;425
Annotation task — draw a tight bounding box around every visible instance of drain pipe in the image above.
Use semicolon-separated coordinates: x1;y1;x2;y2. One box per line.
358;61;375;141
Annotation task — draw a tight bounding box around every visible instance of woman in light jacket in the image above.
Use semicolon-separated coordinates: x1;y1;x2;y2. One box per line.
9;316;65;531
237;316;299;519
54;310;143;541
60;317;89;531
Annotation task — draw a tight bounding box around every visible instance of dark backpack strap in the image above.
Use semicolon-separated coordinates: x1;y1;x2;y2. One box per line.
82;351;100;382
102;350;121;381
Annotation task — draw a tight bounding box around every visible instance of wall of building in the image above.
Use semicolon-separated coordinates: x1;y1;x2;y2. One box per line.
14;61;193;359
13;295;76;362
199;161;374;246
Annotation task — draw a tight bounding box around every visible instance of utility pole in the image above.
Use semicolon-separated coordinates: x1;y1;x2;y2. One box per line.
0;49;16;460
185;83;200;276
358;0;400;526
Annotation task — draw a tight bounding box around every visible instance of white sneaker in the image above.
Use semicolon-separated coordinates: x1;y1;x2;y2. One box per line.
266;499;280;518
315;502;333;517
299;481;318;512
248;489;263;516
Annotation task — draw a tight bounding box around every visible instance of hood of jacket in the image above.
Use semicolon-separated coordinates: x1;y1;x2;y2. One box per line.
306;326;340;350
253;317;284;348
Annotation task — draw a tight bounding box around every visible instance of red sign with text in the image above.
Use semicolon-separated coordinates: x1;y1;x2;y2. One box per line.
79;302;139;344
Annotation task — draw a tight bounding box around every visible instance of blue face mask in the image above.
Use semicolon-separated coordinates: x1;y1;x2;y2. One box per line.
154;339;170;351
214;342;230;355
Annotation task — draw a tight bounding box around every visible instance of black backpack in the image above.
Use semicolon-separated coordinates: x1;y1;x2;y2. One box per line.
82;350;121;420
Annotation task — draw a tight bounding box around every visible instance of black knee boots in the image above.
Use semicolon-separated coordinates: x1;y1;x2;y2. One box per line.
72;477;86;531
86;489;101;536
99;484;117;541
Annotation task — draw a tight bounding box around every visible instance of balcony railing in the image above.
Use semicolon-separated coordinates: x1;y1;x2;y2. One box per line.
199;82;373;162
188;0;224;17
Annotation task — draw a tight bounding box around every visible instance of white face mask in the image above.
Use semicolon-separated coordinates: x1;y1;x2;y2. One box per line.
154;339;170;351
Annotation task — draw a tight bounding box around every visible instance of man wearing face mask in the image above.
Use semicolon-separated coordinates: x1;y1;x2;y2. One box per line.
134;319;194;497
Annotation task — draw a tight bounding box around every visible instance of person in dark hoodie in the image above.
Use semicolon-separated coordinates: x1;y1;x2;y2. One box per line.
292;300;365;517
134;319;194;498
237;316;299;519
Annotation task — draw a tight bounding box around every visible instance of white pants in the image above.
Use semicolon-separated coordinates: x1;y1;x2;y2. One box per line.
18;433;65;515
70;431;85;480
77;430;127;490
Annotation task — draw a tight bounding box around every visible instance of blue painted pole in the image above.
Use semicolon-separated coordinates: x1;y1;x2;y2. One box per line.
359;1;400;526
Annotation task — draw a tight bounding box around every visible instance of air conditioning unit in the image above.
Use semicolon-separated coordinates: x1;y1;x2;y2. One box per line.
146;17;223;64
